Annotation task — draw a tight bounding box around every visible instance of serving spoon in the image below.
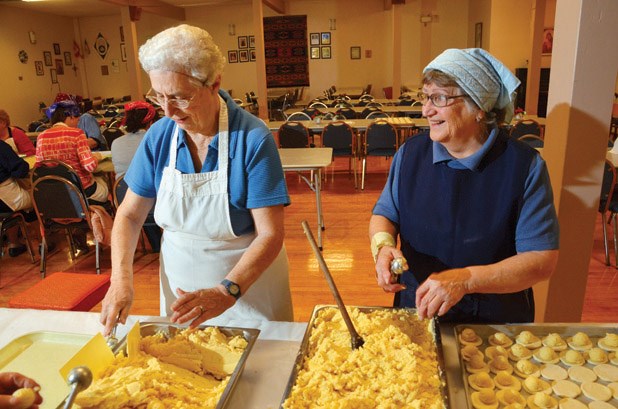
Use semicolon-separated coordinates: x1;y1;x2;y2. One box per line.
301;220;364;349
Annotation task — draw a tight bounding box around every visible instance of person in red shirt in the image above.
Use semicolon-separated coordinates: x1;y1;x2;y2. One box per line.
35;100;109;254
0;110;36;156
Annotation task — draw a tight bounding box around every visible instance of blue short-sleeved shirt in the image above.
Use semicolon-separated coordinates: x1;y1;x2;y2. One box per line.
125;90;290;236
373;127;559;252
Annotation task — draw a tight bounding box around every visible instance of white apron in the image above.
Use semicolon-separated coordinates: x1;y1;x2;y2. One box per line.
154;96;293;323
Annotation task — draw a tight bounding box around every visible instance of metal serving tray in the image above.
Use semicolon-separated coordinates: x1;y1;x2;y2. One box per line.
112;322;260;409
280;305;450;408
0;331;92;409
454;323;618;409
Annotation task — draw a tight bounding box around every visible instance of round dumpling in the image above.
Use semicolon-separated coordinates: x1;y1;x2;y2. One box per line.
560;350;585;366
460;328;483;346
489;331;513;347
461;344;484;361
533;346;559;364
496;388;526;407
509;344;532;361
586;347;609;364
567;332;592;351
598;333;618;351
471;389;499;409
542;333;567;351
523;375;551;394
516;330;541;349
514;358;541;378
489;355;513;374
527;391;557;409
494;370;522;391
468;371;495;391
466;354;489;373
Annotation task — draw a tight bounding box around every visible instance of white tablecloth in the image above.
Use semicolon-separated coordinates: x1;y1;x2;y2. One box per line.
0;308;307;409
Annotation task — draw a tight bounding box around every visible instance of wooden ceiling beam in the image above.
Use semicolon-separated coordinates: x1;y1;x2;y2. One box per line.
100;0;185;21
384;0;405;10
263;0;286;14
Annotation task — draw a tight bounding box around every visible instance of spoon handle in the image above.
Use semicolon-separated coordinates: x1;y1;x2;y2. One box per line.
301;221;364;349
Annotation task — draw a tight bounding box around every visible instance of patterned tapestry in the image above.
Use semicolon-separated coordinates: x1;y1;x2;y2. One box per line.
264;15;309;88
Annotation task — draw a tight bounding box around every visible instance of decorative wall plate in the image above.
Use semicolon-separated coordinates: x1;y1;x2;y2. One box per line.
18;50;28;64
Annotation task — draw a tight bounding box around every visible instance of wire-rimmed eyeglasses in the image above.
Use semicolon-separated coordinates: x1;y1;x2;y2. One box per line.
145;87;201;110
418;92;468;107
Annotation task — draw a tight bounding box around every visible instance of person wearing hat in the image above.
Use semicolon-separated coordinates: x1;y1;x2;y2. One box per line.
370;48;559;323
111;100;157;177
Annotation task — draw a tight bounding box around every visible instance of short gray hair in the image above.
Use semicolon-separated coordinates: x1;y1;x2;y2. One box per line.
139;24;225;86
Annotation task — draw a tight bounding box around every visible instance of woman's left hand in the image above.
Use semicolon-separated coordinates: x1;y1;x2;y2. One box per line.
415;268;471;320
170;287;235;328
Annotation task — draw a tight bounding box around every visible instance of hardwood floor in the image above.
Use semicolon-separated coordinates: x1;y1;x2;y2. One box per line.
1;156;616;323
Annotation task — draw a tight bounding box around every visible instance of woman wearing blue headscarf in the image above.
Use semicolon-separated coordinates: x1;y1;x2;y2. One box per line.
370;49;559;323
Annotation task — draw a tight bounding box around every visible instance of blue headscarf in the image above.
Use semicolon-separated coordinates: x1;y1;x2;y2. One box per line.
45;100;81;119
424;48;520;123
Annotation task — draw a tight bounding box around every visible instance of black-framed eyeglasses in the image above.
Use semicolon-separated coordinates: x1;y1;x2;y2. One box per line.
418;92;468;107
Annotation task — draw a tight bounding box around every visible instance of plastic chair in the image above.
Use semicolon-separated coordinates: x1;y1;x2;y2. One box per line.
510;119;542;139
360;120;398;190
286;111;313;121
31;173;101;277
336;107;357;120
0;212;35;263
518;134;544;148
599;160;617;267
321;121;358;188
102;127;125;148
113;175;160;253
278;121;311;148
365;111;389;120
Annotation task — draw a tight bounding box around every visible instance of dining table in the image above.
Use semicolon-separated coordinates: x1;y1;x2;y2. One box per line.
23;152;115;174
285;105;422;117
279;147;332;250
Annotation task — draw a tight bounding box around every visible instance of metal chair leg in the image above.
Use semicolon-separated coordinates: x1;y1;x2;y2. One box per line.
602;212;610;266
612;213;618;269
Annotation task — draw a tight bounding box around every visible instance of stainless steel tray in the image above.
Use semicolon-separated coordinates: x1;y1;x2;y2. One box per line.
0;331;92;409
280;305;450;408
112;322;260;409
454;323;618;409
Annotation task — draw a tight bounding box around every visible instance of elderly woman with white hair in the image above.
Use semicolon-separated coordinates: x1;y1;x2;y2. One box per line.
100;25;293;334
370;48;559;323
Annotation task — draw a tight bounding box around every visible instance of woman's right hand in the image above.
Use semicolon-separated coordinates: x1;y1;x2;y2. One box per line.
0;372;42;409
99;279;134;336
374;246;407;293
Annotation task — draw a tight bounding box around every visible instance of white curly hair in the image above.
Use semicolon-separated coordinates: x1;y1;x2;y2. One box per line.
139;24;225;86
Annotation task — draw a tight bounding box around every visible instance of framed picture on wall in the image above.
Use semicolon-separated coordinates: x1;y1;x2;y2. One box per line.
120;43;127;62
50;68;57;83
64;51;72;66
238;36;248;49
320;32;331;45
35;61;44;76
53;43;61;55
310;33;320;46
228;50;238;63
310;47;320;59
43;51;52;66
249;36;255;48
249;49;256;61
239;49;249;62
321;46;331;59
55;59;64;75
474;23;482;48
542;28;554;54
350;46;361;60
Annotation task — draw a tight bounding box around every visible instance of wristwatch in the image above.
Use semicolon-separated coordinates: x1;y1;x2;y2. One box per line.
220;279;241;299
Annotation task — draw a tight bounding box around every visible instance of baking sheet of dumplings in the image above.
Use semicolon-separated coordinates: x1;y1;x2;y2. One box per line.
454;324;618;409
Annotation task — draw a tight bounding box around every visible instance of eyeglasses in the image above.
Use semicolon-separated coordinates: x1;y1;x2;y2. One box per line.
145;87;201;110
418;92;468;107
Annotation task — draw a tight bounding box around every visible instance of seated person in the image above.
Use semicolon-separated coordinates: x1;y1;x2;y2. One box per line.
0;139;34;257
78;110;108;151
111;100;156;177
36;100;109;203
0;110;36;156
111;100;161;252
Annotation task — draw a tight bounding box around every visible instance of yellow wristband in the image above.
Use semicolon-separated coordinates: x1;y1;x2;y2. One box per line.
371;232;396;262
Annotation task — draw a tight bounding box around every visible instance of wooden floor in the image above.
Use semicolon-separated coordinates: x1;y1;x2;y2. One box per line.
1;156;617;323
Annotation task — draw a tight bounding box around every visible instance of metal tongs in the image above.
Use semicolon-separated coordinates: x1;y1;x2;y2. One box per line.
301;221;365;349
